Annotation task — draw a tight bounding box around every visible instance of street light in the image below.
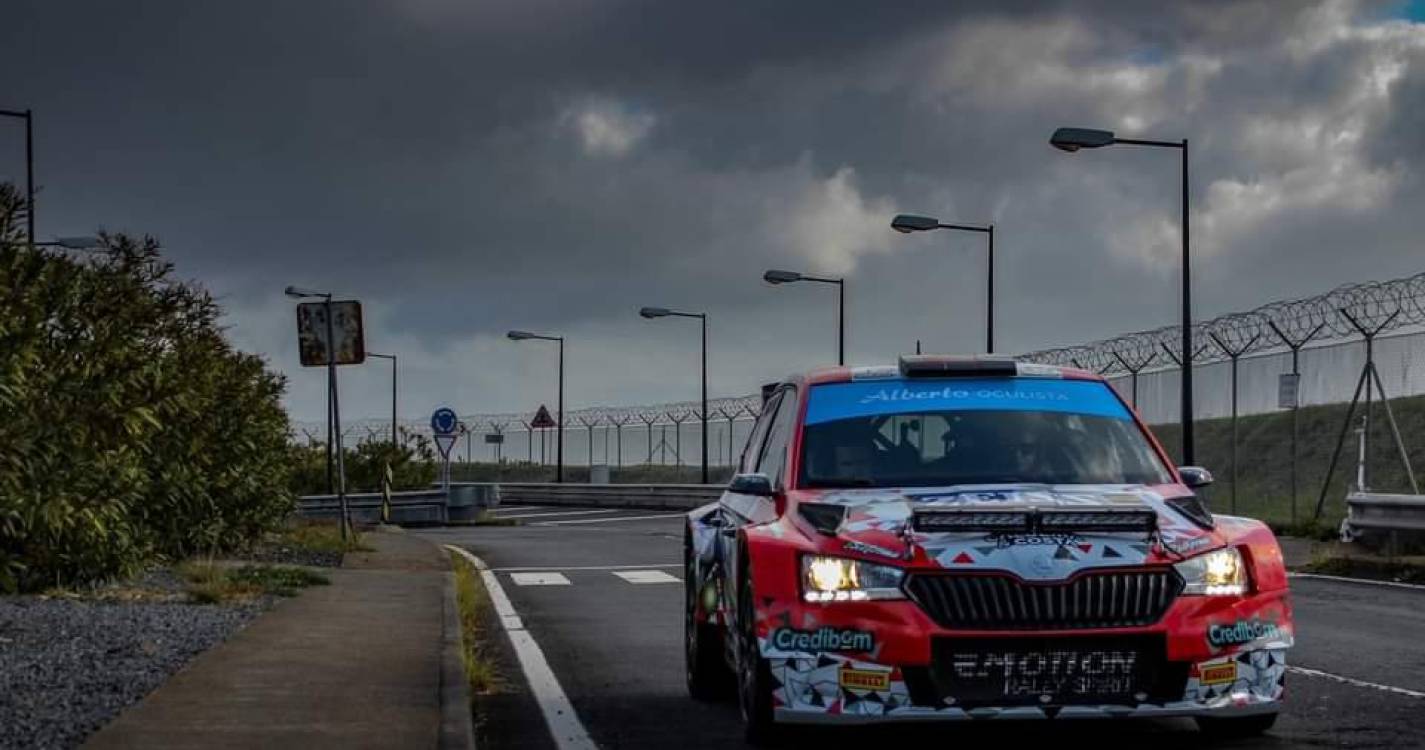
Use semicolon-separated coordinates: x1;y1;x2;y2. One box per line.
639;306;709;484
507;329;564;483
763;269;845;365
367;353;398;448
890;214;995;353
284;285;350;539
1;108;34;245
1049;125;1195;464
2;236;103;251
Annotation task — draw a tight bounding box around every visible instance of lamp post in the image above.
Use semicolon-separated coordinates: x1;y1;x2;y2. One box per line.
890;215;994;353
285;285;350;540
1;108;34;245
640;306;709;484
368;352;398;447
2;236;102;251
1050;126;1194;464
507;330;564;483
763;269;844;365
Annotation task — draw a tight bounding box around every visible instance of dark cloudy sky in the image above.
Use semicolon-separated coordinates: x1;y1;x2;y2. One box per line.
4;0;1424;426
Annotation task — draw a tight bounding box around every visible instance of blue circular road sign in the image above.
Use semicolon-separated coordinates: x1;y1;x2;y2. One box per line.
431;407;459;435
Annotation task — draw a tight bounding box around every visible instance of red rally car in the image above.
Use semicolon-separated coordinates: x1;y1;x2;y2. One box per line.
684;355;1292;742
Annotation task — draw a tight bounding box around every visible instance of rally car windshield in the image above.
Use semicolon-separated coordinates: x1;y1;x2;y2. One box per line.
798;377;1172;488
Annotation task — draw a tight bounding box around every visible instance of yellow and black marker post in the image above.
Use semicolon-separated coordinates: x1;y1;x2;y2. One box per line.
380;462;393;524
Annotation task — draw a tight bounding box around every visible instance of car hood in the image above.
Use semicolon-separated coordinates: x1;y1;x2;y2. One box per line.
802;484;1216;580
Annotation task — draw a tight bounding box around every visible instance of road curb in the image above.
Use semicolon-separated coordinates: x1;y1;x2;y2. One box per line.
440;570;477;750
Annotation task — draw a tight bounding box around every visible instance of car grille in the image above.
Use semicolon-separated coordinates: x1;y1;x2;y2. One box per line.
904;569;1183;630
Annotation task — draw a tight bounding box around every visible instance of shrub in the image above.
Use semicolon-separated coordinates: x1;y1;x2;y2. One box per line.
0;183;295;591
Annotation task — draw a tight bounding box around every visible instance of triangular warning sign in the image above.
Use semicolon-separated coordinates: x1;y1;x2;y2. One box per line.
531;405;556;429
434;433;458;460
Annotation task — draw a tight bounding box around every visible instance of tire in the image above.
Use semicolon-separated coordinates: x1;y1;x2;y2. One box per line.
685;535;731;700
1195;712;1278;738
736;556;777;745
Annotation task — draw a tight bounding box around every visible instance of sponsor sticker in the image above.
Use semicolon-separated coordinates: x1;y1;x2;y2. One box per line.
1208;619;1283;648
985;532;1082;549
1200;662;1237;686
843;539;900;559
839;666;891;691
770;627;875;653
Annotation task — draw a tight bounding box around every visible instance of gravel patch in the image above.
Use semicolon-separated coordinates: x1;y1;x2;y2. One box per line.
0;596;265;749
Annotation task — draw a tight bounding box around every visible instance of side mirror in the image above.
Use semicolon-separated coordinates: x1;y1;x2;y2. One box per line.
728;472;775;497
1178;466;1214;490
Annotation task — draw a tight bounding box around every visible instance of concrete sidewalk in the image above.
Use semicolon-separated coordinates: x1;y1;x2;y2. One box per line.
86;530;471;750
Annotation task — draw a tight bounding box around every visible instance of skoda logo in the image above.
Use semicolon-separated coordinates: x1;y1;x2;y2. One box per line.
1031;554;1053;575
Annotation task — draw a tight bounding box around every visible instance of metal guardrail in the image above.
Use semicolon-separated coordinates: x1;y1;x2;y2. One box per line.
1344;492;1425;540
484;482;721;511
297;483;723;526
297;489;449;525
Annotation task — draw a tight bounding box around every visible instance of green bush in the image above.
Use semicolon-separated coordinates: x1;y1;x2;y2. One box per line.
288;428;437;495
0;184;295;592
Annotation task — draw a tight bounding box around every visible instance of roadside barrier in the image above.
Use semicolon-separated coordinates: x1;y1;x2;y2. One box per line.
1343;492;1425;546
472;482;720;511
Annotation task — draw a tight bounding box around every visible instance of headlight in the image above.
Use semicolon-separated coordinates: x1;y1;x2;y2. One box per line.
801;555;905;602
1174;547;1248;596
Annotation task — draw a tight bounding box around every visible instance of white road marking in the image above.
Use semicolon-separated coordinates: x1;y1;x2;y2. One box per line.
1288;666;1425;700
486;505;541;513
509;572;571;586
494;563;681;572
532;513;684;526
1288;572;1425;592
495;509;624;520
446;546;598;750
612;570;681;584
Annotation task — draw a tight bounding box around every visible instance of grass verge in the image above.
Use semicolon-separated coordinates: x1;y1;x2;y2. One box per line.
276;519;374;553
1300;555;1425;584
450;553;501;698
179;561;330;603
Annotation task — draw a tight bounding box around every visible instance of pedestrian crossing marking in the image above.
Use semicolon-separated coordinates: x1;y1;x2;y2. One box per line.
509;572;571;586
612;570;681;584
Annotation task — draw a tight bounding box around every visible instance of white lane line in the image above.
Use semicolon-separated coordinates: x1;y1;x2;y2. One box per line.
494;563;681;572
486;505;541;513
446;546;598;750
495;509;624;520
1289;572;1425;592
509;572;572;586
612;570;681;584
1288;666;1425;700
532;513;684;526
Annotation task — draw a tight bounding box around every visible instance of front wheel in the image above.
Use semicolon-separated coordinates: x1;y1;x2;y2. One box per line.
1196;712;1278;738
685;537;730;700
736;559;777;745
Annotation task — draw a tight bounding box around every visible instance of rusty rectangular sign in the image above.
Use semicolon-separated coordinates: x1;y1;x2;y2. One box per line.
296;300;366;367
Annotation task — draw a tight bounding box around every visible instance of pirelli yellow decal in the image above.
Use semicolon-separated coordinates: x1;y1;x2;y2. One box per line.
1200;662;1237;686
839;666;891;691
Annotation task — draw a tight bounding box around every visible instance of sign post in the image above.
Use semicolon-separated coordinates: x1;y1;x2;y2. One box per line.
294;299;366;541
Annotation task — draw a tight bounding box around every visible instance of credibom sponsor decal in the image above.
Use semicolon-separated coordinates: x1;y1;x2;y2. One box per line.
1208;619;1283;647
770;627;874;653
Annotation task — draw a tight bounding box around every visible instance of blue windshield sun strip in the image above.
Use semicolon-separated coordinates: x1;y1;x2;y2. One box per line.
804;378;1131;425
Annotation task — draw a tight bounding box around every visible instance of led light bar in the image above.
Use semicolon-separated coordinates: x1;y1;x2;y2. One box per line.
1035;508;1158;533
911;506;1158;534
911;509;1033;533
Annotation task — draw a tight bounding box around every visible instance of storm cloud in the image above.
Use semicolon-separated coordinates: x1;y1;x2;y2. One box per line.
3;0;1423;425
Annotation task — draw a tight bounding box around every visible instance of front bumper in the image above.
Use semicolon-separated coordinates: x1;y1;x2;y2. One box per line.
769;646;1287;724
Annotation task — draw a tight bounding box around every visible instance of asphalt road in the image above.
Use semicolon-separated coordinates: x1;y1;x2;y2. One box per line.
419;506;1425;749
